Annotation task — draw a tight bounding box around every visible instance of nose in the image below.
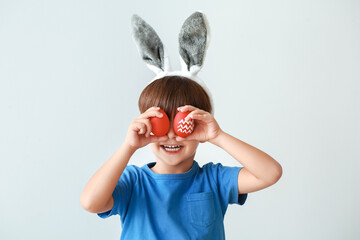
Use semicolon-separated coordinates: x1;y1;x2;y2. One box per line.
167;124;176;139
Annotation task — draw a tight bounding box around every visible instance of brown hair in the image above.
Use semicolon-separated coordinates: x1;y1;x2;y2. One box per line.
138;76;212;120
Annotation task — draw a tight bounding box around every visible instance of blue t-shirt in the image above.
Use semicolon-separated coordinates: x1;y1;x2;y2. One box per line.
98;161;247;240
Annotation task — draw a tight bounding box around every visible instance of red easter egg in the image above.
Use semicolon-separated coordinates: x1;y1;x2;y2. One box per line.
173;111;195;137
150;109;170;137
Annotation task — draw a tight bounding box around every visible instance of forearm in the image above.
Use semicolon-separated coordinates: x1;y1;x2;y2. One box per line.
210;131;282;184
80;143;135;212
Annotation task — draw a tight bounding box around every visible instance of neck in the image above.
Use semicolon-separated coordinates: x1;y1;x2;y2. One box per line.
151;159;194;174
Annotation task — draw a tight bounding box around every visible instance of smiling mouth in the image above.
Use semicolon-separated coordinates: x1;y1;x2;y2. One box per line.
160;145;183;152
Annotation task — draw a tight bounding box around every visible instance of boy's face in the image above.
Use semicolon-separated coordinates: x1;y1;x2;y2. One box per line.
149;124;199;174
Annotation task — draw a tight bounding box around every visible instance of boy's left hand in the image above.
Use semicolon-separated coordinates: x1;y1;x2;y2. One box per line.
176;105;222;143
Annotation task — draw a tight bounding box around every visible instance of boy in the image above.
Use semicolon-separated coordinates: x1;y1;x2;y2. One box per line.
80;76;282;239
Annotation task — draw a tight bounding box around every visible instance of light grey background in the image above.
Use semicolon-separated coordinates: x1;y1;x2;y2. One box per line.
1;0;359;239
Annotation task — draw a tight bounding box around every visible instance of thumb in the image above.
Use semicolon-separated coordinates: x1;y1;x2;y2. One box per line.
149;135;169;143
175;135;197;142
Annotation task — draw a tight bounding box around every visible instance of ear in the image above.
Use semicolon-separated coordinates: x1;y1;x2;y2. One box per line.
178;12;210;75
131;14;170;74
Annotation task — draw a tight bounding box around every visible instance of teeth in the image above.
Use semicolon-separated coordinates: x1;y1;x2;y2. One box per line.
162;145;182;152
163;145;181;148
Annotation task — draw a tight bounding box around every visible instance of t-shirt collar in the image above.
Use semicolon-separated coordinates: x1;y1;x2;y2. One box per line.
142;160;199;179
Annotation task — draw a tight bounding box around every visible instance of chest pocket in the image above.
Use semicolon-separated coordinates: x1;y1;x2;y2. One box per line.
187;192;216;227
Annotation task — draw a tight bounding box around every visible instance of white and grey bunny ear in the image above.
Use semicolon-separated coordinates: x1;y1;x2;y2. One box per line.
131;12;213;109
179;12;210;76
177;12;213;108
131;15;170;74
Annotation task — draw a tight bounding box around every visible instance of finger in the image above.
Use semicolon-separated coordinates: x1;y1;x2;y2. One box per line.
138;118;152;137
175;136;186;142
149;135;169;143
140;107;164;119
177;105;198;113
176;135;197;142
132;122;147;135
145;106;160;113
186;110;209;122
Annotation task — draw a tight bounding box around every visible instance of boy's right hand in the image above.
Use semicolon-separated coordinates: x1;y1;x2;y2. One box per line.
124;107;169;151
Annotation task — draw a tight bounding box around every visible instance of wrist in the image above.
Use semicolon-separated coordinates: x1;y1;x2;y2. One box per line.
209;129;226;146
122;141;139;155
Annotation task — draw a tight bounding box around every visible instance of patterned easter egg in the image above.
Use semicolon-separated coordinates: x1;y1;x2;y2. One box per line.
173;111;195;137
150;109;170;137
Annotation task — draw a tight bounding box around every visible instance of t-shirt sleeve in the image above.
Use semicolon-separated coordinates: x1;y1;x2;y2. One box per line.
97;165;138;219
208;163;248;207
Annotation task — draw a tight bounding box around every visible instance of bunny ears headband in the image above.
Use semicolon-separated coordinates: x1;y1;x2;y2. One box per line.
131;12;212;100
